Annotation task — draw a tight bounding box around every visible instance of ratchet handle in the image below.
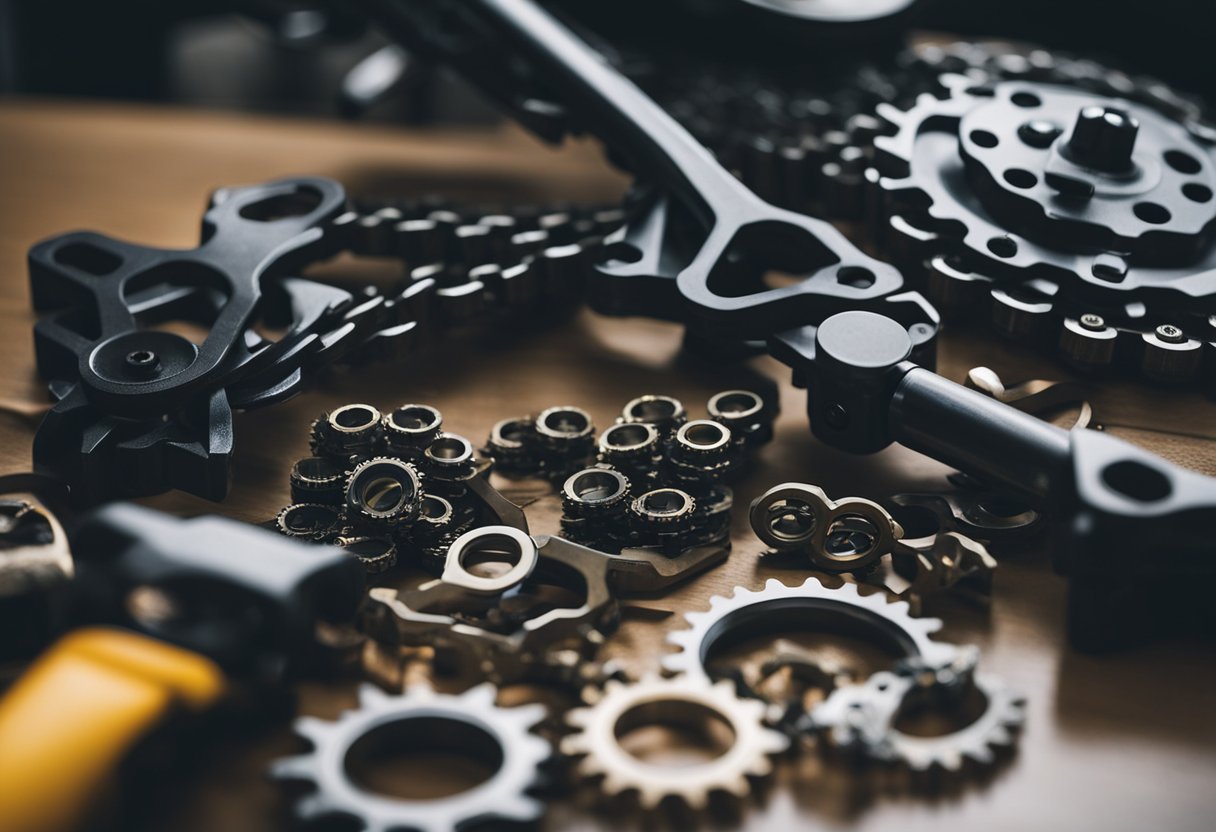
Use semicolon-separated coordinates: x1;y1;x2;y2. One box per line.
0;628;225;832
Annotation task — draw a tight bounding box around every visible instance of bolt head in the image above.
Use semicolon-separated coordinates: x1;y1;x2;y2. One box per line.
1018;119;1063;149
1155;324;1185;343
1079;313;1106;331
1066;105;1140;172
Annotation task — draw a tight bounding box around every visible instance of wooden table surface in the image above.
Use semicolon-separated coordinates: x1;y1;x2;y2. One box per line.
1;99;1214;832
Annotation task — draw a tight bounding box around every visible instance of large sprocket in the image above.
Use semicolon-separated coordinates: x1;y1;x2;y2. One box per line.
871;75;1216;391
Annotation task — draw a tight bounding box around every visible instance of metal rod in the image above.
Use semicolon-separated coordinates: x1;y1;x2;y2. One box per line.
890;367;1073;501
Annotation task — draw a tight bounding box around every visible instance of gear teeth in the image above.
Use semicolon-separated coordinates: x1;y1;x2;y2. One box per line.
293;794;338;822
562;674;785;809
292;715;330;745
970;745;996;765
270;682;551;830
510;702;548;730
875;102;906;126
358;683;391;709
663;575;960;696
868;74;1216;393
268;755;316;783
464;682;498;709
563;706;593;733
678;788;708;810
815;669;1023;774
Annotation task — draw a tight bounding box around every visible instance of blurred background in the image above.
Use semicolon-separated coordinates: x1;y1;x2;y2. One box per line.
1;0;1212;128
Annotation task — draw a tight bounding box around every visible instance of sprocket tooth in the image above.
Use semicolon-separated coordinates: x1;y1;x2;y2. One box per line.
358;683;391;709
268;755;316;783
292;715;331;745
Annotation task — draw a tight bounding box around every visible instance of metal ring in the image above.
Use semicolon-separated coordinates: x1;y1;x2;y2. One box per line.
598;421;658;453
345;457;422;524
534;406;595;442
562;467;630;508
440;525;538;595
674;420;732;454
327;403;381;434
424;433;474;467
707;389;765;423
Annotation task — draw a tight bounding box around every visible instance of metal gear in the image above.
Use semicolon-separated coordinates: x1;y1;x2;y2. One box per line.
270;683;551;832
812;663;1025;771
871;74;1216;392
562;674;789;809
663;577;960;681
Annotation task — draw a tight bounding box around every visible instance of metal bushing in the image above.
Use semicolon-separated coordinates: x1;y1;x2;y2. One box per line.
666;420;739;488
596;421;660;477
401;494;468;572
560;467;631;547
561;467;631;519
707;389;774;448
275;503;345;542
629;487;697;549
484;417;537;474
310;403;384;461
383;404;444;457
690;483;734;546
533;406;596;474
345;457;423;529
289;456;346;505
422;433;479;484
620;394;686;435
335;534;398;573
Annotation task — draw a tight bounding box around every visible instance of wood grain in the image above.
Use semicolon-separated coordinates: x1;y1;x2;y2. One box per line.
1;99;1214;832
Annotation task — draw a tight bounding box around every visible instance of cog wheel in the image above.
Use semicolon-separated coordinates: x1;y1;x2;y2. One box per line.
663;577;960;682
812;664;1025;771
562;674;789;809
269;683;551;832
871;75;1216;391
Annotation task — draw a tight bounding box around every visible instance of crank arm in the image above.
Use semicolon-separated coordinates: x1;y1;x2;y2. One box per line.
366;0;937;343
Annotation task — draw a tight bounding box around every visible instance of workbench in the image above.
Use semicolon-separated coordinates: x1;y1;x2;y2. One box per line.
1;99;1213;832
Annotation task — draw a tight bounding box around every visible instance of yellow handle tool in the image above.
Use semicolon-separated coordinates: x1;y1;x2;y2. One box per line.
0;628;225;832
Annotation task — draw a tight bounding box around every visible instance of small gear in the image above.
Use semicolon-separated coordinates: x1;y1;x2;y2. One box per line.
275;503;344;542
620;394;687;435
562;674;788;809
812;664;1025;771
663;577;960;682
382;403;444;457
310;403;385;461
344;457;424;528
664;419;742;489
871;75;1216;392
483;416;536;474
270;683;551;832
